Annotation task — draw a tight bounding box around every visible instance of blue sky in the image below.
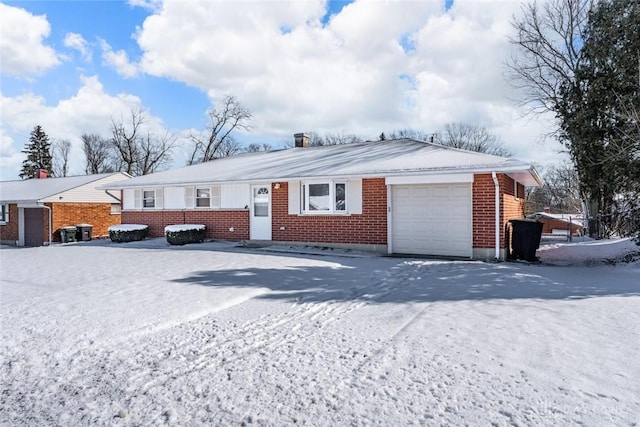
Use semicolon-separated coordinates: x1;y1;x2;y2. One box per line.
0;0;559;180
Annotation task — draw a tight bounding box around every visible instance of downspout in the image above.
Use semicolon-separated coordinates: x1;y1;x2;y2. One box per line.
491;172;500;260
39;203;52;246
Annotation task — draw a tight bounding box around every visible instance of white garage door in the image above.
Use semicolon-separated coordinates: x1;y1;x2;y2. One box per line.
391;184;472;257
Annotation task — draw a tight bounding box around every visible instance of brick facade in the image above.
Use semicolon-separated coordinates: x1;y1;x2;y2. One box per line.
271;179;387;245
118;175;527;257
123;210;250;240
473;173;525;249
0;204;19;243
0;202;121;245
51;203;121;241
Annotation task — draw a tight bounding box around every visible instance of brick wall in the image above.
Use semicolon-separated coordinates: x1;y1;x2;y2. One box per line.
271;178;387;245
473;173;525;249
51;203;121;241
122;210;250;240
0;204;19;243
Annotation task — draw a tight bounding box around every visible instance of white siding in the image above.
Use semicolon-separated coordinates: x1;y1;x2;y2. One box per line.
347;179;362;214
123;189;136;210
164;187;185;209
288;181;300;214
221;183;250;209
41;172;129;203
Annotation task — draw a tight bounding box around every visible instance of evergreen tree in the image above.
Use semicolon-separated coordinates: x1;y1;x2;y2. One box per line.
560;0;640;236
20;125;53;179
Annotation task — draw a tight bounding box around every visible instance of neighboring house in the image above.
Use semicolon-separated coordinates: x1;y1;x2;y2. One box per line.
105;135;543;259
527;210;584;236
0;172;130;246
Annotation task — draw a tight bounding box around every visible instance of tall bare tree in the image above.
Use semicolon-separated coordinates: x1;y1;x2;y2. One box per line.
507;0;590;115
435;122;512;157
110;108;175;176
52;139;71;177
188;95;252;164
82;133;114;174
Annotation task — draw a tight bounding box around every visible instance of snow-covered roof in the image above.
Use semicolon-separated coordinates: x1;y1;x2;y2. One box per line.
528;212;584;222
0;173;129;203
104;139;543;189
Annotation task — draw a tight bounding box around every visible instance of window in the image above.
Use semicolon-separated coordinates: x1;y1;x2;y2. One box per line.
143;190;155;208
196;188;211;207
110;203;122;214
303;181;347;213
0;204;8;223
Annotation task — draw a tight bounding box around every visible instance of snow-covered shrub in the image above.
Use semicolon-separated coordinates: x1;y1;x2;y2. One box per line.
108;224;149;243
165;224;206;245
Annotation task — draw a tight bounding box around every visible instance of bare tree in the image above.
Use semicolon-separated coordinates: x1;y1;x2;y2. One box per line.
435;122;512;157
82;133;115;174
110;108;175;176
245;142;273;153
136;131;175;175
110;109;145;175
188;95;252;164
526;162;581;213
507;0;591;115
386;129;430;141
52;139;71;177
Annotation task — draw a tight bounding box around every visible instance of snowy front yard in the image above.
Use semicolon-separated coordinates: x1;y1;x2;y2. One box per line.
1;238;639;426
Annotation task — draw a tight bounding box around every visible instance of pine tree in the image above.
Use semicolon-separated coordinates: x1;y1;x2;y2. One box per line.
20;125;53;179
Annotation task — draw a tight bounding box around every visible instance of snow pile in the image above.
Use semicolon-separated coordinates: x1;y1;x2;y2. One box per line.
108;224;149;232
164;224;206;232
1;240;639;425
538;236;640;265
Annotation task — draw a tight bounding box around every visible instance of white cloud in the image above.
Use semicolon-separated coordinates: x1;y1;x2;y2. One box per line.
130;0;553;164
0;75;168;180
0;3;61;77
99;39;139;78
64;32;92;62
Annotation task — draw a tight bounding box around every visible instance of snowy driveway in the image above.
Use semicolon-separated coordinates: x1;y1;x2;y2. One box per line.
1;239;639;426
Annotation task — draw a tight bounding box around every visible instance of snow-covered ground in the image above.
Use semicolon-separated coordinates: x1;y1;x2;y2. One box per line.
1;237;639;426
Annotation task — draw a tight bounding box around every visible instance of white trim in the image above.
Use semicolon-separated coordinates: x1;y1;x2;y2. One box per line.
385;174;473;185
386;185;393;254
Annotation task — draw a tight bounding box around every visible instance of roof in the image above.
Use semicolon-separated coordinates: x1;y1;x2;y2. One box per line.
0;173;129;203
528;212;584;222
105;139;543;189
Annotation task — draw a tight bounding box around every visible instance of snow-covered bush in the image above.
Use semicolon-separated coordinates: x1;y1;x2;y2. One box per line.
165;224;206;245
108;224;149;243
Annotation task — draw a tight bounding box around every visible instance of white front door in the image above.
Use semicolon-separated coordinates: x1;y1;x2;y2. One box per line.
250;184;272;240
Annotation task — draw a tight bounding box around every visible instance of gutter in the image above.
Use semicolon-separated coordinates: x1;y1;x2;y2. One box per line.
491;172;500;260
38;203;52;246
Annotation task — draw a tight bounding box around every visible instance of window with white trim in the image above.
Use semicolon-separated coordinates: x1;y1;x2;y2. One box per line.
193;186;220;208
0;203;9;224
143;190;155;208
302;181;347;213
196;187;211;207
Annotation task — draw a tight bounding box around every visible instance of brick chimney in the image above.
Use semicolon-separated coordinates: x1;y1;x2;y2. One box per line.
294;133;309;148
543;206;551;213
35;169;48;179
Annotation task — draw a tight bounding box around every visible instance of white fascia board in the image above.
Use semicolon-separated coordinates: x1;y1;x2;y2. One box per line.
385;174;474;185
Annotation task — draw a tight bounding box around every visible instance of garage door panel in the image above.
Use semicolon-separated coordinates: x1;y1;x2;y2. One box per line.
392;184;472;257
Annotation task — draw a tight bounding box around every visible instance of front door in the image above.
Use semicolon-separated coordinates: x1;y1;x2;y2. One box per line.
250;184;271;240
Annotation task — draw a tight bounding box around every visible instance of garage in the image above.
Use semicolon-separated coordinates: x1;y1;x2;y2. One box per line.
391;183;472;257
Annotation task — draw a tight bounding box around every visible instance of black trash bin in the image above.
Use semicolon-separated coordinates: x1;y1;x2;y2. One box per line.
508;219;543;262
76;224;93;241
60;226;77;243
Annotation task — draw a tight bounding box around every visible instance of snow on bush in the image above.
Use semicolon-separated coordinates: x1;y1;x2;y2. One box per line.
164;224;206;245
108;224;149;243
